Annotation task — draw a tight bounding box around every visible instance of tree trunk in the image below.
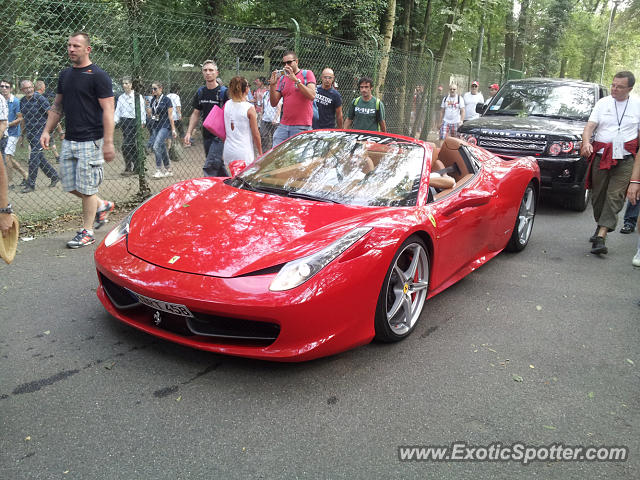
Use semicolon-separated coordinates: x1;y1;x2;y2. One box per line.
399;0;414;131
417;0;433;55
206;0;223;17
504;0;516;67
376;0;397;100
559;57;567;78
414;0;468;140
513;0;529;71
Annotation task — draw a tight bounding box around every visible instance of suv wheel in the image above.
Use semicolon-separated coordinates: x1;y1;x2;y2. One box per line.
568;178;590;212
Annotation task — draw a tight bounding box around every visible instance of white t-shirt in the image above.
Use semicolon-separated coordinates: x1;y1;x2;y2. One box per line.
589;95;640;154
463;92;484;120
441;94;465;124
261;91;282;123
167;93;181;121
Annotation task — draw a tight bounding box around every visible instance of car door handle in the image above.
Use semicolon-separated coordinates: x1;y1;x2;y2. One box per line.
442;190;494;216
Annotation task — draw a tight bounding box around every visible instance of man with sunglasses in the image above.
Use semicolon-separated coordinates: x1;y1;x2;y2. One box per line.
269;51;316;146
0;81;28;188
581;71;640;255
463;81;484;121
438;84;465;147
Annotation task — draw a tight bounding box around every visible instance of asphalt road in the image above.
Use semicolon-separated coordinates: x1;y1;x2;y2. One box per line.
1;199;638;479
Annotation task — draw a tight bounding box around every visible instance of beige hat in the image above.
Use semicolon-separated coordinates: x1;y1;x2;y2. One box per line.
0;214;19;264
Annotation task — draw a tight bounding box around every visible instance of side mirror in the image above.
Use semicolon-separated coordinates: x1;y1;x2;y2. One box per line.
475;103;485;114
229;160;247;177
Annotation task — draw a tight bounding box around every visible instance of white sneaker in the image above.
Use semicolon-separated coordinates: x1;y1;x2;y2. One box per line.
632;250;640;267
152;169;164;179
164;169;174;177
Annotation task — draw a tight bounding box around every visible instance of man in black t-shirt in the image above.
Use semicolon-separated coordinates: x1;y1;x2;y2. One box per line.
312;68;343;130
184;59;229;177
41;32;115;249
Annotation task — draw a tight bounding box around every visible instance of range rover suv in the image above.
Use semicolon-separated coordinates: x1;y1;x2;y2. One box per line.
458;78;608;211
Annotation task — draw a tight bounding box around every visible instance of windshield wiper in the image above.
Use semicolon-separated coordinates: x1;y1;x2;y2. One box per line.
540;114;583;121
229;177;258;192
233;180;340;203
288;191;341;204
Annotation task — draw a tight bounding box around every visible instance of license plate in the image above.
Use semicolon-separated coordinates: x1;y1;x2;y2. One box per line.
133;291;194;317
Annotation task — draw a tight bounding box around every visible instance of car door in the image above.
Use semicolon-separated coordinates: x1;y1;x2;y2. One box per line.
428;168;498;285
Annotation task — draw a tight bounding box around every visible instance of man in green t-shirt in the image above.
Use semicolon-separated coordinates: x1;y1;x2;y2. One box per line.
344;77;386;132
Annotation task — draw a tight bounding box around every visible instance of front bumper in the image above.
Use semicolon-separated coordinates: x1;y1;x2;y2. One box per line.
535;156;588;193
492;152;587;194
94;236;383;362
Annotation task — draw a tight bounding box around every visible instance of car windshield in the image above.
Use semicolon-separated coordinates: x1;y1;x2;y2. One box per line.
231;131;426;207
486;83;596;120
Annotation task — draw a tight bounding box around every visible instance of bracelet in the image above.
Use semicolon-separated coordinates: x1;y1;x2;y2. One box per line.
630;180;640;184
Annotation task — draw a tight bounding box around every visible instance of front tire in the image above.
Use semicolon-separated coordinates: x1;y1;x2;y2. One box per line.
568;179;590;212
374;235;430;342
506;182;536;252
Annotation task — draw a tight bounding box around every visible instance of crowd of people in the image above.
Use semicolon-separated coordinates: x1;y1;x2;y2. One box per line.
1;32;639;274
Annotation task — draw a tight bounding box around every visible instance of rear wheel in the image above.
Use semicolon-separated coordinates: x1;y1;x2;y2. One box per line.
374;236;429;342
506;183;536;252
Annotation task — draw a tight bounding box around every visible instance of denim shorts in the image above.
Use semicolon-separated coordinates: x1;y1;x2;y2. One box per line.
60;139;105;195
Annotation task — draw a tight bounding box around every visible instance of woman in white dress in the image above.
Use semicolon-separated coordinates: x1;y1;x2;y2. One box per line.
223;76;262;170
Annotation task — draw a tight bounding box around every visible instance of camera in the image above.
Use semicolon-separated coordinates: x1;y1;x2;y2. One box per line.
275;69;285;76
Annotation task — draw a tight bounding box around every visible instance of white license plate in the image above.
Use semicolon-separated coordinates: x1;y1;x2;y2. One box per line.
133;291;194;317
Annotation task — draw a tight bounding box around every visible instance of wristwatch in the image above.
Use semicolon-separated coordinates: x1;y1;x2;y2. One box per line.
295;79;302;86
0;203;13;214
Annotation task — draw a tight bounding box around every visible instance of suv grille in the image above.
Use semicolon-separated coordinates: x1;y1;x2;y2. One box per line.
478;135;547;153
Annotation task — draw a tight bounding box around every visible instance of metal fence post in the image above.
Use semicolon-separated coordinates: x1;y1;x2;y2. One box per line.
290;18;300;54
127;0;150;200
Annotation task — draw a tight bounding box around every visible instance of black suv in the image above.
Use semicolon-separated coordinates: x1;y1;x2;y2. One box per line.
458;78;608;211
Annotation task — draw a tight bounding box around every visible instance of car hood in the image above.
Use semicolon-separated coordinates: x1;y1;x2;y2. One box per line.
460;115;585;137
127;179;386;277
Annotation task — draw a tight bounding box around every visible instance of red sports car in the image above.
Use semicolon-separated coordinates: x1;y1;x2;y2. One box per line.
95;130;539;361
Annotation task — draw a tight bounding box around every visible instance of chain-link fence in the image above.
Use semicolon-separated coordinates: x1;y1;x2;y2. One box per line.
2;0;501;221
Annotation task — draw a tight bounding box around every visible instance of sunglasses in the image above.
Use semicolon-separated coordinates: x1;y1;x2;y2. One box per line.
283;60;295;65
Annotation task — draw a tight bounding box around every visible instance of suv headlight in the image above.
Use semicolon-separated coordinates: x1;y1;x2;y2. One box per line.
547;140;581;156
460;133;478;145
269;227;372;291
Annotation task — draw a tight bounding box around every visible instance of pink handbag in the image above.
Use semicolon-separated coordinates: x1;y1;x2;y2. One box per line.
203;104;226;140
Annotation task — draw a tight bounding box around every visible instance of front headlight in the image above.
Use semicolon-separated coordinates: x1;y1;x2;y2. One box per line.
104;193;160;247
460;133;478;145
104;210;133;247
269;227;372;291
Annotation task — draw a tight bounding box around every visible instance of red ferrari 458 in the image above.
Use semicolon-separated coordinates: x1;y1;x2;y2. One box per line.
95;130;540;361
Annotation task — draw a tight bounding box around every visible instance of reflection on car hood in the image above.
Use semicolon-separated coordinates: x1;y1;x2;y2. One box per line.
460;115;585;137
127;179;384;277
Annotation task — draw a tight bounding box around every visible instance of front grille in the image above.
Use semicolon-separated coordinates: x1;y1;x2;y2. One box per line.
99;273;280;345
100;273;139;308
478;136;547;153
187;315;280;342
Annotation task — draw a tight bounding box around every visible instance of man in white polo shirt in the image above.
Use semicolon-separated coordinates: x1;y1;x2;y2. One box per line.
581;71;640;255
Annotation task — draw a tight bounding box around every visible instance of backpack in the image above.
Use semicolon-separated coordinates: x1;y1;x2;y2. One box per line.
353;96;381;131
